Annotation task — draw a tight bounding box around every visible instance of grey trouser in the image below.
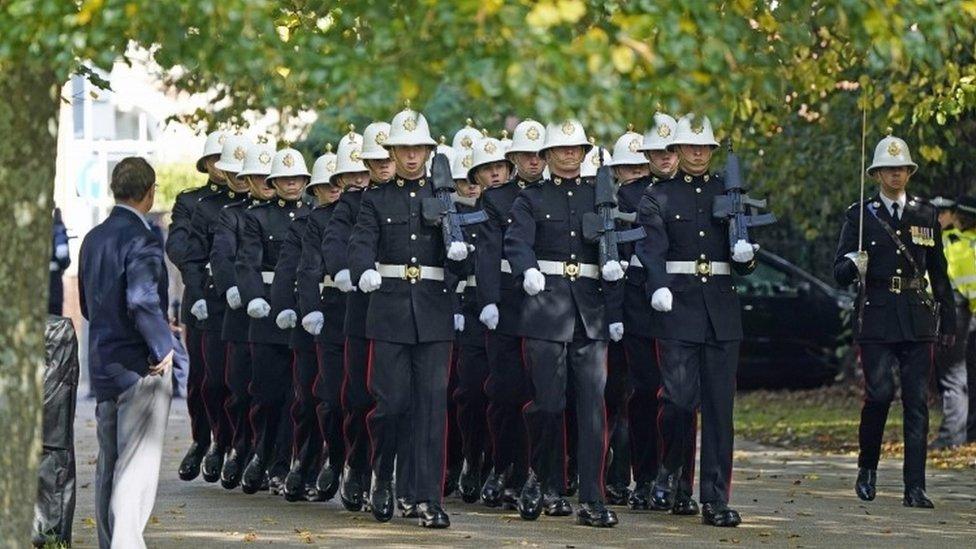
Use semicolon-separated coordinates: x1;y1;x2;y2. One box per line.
96;374;173;549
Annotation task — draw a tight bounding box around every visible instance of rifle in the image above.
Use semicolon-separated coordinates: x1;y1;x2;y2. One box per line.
421;152;488;253
581;150;646;267
712;139;776;249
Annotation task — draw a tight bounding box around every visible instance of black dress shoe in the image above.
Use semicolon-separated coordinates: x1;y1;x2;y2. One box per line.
339;466;364;512
543;493;573;516
241;455;265;495
606;484;630;506
501;488;520;510
855;468;877;501
268;474;286;496
398;497;418;518
628;482;652;510
220;449;244;490
903;486;934;509
672;492;700;516
443;465;461;498
481;468;505;507
576;501;617;527
201;443;224;483
178;442;206;481
283;465;305;502
370;479;395;523
459;457;484;504
417;501;451;528
702;502;742;527
649;472;677;511
315;462;341;502
518;473;544;521
305;484;324;502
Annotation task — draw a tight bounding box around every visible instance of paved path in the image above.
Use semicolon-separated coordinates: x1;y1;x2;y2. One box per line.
69;396;976;548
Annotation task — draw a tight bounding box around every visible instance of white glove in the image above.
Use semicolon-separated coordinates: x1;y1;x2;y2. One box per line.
844;251;869;277
479;304;499;330
732;239;759;263
226;286;242;309
651;287;673;312
335;269;354;293
276;309;297;329
55;243;69;259
523;267;546;296
190;299;208;321
609;322;624;342
247;298;271;319
454;314;465;332
602;260;624;282
447;241;469;261
358;269;382;293
302;311;324;335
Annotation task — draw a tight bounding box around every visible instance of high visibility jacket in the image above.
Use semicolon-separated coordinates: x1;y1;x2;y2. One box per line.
943;227;976;311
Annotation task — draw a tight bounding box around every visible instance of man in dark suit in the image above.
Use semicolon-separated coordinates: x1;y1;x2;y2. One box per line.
834;134;954;509
79;157;187;549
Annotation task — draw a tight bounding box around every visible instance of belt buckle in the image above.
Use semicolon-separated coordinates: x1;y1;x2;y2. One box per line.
404;265;421;281
564;262;580;278
696;259;711;276
890;276;902;294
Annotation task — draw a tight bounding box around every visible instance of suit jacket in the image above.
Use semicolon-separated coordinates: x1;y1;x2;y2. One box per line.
634;170;756;343
79;206;187;401
504;176;622;343
297;203;346;345
833;194;954;342
165;181;220;325
323;188;370;338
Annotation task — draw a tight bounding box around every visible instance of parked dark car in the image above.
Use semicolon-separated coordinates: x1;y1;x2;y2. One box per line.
734;250;854;388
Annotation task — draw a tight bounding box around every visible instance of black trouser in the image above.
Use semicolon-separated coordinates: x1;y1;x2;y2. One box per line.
290;347;322;477
454;340;490;468
934;300;970;446
522;332;608;503
224;341;252;456
342;336;373;474
368;340;451;503
657;335;738;505
184;325;211;446
248;343;293;465
201;330;231;449
485;332;530;486
445;349;462;478
858;341;932;489
315;340;346;471
605;341;631;491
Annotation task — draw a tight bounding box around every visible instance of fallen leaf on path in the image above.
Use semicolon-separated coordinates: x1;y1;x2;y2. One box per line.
242;532;257;542
82;517;95;529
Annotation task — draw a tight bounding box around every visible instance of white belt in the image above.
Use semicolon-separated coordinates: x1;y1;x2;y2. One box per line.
319;275;336;291
261;271;275;284
537;259;600;279
205;262;213;274
455;275;477;293
375;263;445;281
629;254;643;268
500;259;512;273
665;260;731;276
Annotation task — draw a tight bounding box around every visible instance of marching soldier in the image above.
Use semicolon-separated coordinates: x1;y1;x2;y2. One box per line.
236;148;311;493
476;119;545;508
170;130;224;481
834;134;954;508
209;139;277;489
184;132;253;483
347;107;468;528
634;114;758;527
505;119;623;528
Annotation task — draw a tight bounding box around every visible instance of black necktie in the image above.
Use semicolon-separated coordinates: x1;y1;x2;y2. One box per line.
892;202;900;221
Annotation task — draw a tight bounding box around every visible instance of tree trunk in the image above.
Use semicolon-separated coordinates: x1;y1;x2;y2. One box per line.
0;61;59;545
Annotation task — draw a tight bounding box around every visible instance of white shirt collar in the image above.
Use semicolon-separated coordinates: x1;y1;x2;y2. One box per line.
878;192;906;217
114;203;151;231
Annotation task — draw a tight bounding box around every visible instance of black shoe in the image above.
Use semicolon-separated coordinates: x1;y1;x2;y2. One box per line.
443;465;461;498
370;479;395;523
672;492;700;516
315;462;341;502
903;486;934;509
220;449;244;490
268;474;286;496
501;488;520;510
305;483;324;502
339;466;364;512
628;482;652;510
178;442;206;481
649;472;677;511
459;457;484;504
241;455;265;495
928;439;958;451
283;464;305;502
702;502;742;527
606;484;630;506
576;501;617;527
481;468;506;507
398;497;418;518
201;443;224;483
417;501;451;528
855;468;877;502
517;473;544;521
543;493;573;516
